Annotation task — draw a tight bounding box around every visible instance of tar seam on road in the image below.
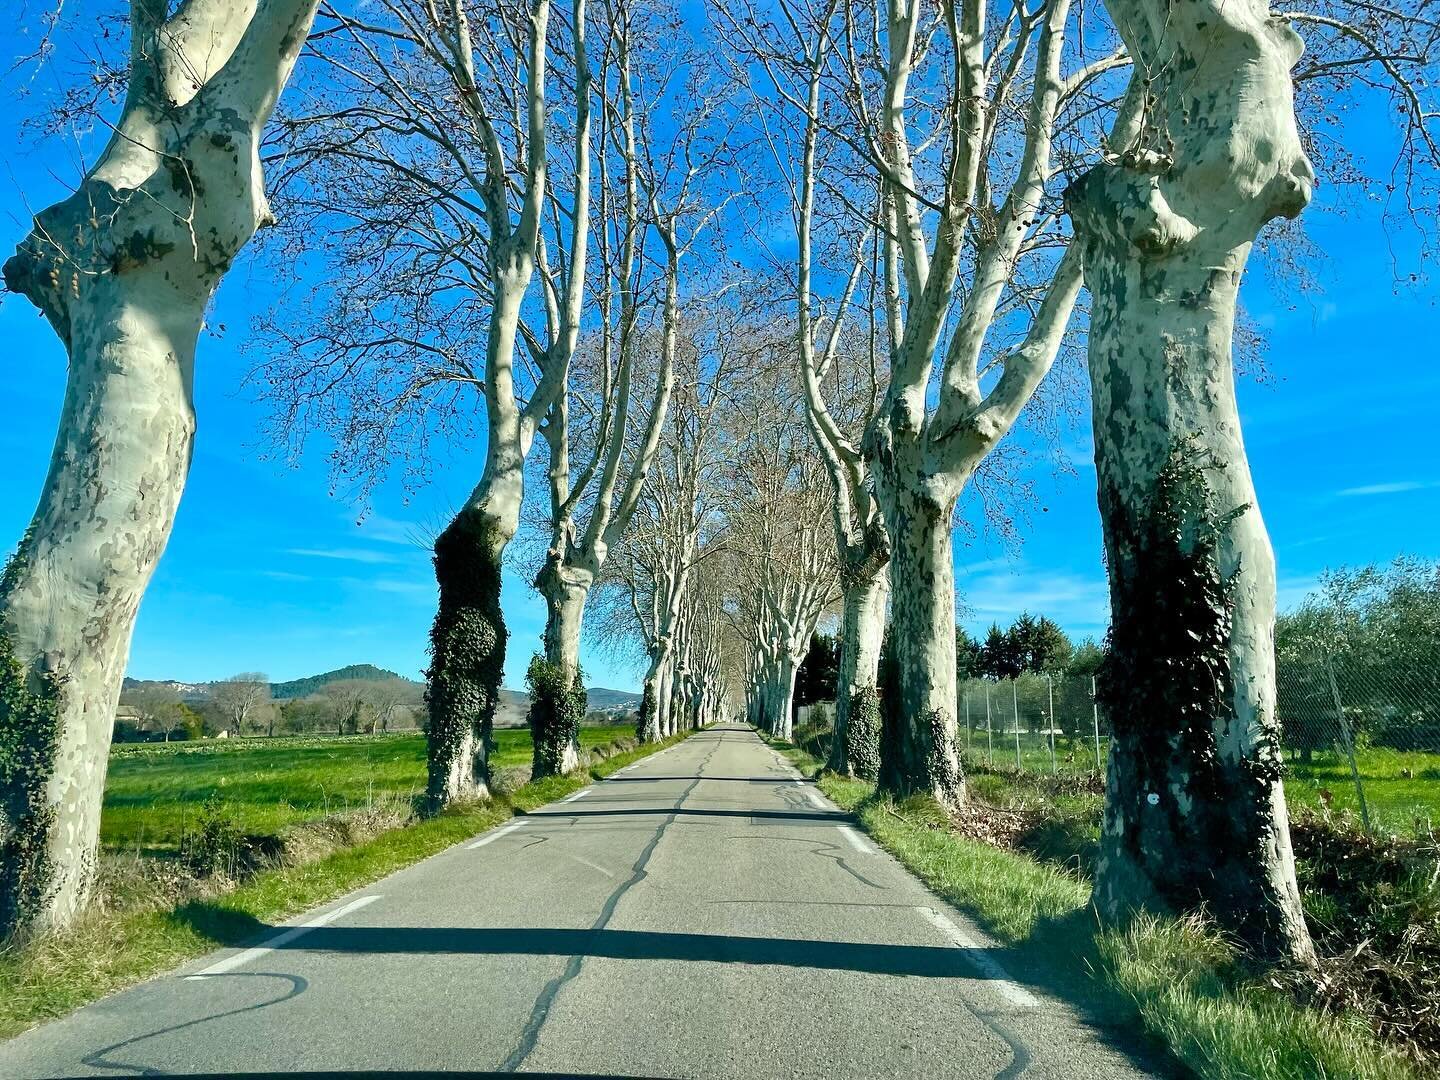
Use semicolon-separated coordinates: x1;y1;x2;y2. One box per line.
185;896;381;979
83;972;309;1075
498;729;728;1073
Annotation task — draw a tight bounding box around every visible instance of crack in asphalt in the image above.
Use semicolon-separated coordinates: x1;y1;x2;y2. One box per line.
498;728;727;1072
79;972;308;1076
723;831;887;889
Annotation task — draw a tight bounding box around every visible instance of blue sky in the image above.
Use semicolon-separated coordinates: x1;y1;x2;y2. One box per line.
2;20;1437;691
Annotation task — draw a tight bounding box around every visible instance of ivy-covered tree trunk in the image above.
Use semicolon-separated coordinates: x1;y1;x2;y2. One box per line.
0;0;318;940
636;679;658;743
526;654;585;780
829;565;889;777
874;482;964;810
1067;0;1316;966
530;556;590;777
426;509;508;807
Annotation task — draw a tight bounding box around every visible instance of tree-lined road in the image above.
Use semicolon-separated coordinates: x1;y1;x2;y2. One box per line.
0;725;1159;1078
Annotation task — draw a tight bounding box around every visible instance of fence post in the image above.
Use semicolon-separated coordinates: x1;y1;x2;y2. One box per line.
1047;674;1057;774
1013;680;1022;770
1325;657;1372;832
1091;676;1102;776
985;684;994;764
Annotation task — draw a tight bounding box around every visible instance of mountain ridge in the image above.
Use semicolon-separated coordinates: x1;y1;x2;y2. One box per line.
123;666;642;710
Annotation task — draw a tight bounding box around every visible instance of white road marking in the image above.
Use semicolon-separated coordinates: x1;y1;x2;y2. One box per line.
914;906;1041;1008
837;825;874;854
466;820;528;849
561;789;590;803
803;789;828;809
186;895;381;979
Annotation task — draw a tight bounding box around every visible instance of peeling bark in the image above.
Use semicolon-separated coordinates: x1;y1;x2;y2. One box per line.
0;0;318;940
874;481;964;809
1067;0;1316;965
830;564;889;777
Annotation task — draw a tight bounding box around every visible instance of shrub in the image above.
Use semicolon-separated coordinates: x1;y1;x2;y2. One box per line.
179;798;246;879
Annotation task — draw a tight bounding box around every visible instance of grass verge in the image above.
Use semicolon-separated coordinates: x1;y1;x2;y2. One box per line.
0;726;698;1041
767;731;1419;1079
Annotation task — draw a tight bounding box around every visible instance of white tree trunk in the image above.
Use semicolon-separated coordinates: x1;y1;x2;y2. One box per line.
877;484;964;809
830;565;889;778
1067;0;1315;966
0;294;197;937
766;656;798;742
0;0;318;939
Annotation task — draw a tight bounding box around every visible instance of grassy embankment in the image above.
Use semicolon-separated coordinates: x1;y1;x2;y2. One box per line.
0;725;688;1040
770;728;1427;1080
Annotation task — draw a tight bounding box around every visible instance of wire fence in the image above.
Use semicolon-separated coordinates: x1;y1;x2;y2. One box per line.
958;650;1440;835
959;673;1108;777
1277;648;1439;834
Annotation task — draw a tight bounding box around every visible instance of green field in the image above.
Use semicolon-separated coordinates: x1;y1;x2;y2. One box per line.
102;726;635;853
1284;748;1440;832
955;727;1440;835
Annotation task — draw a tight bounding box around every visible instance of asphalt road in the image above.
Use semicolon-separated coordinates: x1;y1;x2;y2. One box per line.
0;723;1163;1079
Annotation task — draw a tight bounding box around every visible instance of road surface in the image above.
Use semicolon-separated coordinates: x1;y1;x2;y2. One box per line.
0;723;1162;1078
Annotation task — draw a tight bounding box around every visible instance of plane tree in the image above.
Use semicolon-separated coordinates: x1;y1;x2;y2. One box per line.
587;289;746;740
714;0;891;777
717;340;841;741
1066;0;1439;966
249;0;596;807
0;0;320;940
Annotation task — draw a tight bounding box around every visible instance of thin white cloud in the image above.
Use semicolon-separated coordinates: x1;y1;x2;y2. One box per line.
959;569;1111;634
1335;480;1440;498
352;513;431;547
372;579;434;597
287;547;400;565
260;570;312;582
956;557;1013;577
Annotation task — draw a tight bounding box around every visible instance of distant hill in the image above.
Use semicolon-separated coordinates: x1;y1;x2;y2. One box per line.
270;665;418;699
124;668;639;717
585;687;643;711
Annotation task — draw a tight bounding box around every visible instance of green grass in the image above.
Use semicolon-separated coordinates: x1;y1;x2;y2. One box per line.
763;732;1420;1080
887;722;1439;839
1284;749;1440;834
0;725;695;1040
101;725;635;852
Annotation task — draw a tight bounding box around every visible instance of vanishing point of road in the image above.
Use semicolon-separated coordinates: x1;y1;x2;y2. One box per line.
0;723;1163;1079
